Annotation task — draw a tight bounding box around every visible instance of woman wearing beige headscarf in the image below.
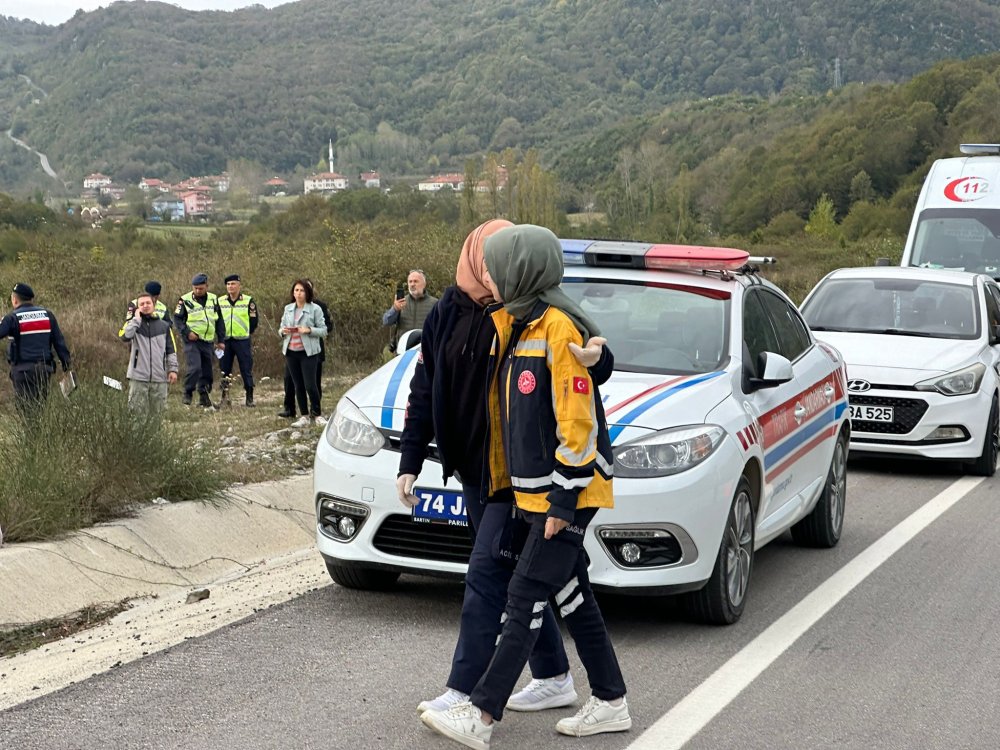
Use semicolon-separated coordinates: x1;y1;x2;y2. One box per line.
396;220;612;717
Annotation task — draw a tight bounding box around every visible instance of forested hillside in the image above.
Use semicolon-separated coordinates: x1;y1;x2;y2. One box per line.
1;0;999;187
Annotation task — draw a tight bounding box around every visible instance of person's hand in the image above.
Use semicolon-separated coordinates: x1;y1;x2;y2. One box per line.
167;372;178;384
396;474;419;507
393;297;407;311
187;332;199;342
215;342;225;350
544;517;569;539
298;326;311;334
568;336;607;368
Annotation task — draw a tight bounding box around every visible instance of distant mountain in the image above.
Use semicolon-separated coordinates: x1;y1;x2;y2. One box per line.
2;0;1000;190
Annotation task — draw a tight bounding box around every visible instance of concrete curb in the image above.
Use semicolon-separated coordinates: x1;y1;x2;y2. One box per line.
0;475;316;626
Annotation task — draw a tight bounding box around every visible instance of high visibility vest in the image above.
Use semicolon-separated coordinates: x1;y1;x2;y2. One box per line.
181;291;219;341
220;294;252;339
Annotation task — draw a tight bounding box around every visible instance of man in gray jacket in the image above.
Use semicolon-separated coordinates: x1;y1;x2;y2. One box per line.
120;292;178;414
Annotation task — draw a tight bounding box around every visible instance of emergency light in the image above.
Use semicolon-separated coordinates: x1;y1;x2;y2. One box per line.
645;244;749;271
558;238;767;274
959;144;1000;156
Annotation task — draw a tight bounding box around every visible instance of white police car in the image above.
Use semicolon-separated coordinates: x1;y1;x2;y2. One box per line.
315;242;850;624
801;265;1000;475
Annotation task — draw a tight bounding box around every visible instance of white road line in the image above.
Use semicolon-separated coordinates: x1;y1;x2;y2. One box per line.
626;475;985;750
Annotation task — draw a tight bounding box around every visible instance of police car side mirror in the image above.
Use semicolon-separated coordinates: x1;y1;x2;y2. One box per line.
396;329;422;354
748;352;794;391
990;324;1000;346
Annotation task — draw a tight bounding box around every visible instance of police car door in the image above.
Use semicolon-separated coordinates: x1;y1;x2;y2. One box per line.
756;288;840;531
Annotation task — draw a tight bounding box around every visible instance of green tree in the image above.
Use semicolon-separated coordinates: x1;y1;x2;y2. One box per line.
804;193;840;241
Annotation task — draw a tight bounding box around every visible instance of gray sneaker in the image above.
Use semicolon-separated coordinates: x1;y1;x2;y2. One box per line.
506;674;577;712
421;701;492;750
555;695;631;737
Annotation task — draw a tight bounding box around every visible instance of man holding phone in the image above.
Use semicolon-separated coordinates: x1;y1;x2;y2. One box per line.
382;269;438;352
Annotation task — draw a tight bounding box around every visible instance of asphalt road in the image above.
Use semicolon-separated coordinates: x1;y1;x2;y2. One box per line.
3;458;999;750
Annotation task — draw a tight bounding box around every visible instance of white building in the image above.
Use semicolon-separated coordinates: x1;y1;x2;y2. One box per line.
83;173;112;189
418;173;464;192
304;172;349;194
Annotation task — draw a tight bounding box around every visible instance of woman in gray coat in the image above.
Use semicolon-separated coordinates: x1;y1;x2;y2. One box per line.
280;279;328;426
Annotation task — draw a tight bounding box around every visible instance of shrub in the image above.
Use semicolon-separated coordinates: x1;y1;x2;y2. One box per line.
0;384;226;543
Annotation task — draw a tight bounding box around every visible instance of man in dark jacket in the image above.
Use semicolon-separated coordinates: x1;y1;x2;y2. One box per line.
0;282;72;418
382;270;438;351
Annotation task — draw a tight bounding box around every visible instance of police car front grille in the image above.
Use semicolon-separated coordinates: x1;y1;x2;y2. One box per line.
372;514;473;564
379;429;441;463
849;395;929;434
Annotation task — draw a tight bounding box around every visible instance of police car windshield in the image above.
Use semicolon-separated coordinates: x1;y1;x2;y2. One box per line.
802;277;980;340
561;279;729;374
909;208;1000;276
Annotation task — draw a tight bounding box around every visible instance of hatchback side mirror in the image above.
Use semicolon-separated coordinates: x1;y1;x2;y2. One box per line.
396;329;422;354
991;324;1000;346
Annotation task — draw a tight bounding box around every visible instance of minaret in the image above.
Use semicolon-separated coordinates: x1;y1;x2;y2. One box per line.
328;139;334;172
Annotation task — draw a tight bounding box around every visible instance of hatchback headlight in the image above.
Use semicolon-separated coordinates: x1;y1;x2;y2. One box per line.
915;363;986;396
325;397;385;456
613;425;725;477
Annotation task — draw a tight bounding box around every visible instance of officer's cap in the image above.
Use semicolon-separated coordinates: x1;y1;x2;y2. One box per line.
191;273;209;285
11;282;34;300
224;274;241;283
145;280;162;296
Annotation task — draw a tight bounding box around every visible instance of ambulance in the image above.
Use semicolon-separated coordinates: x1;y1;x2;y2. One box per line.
901;143;1000;277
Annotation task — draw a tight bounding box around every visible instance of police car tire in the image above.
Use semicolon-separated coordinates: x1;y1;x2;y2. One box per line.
325;562;400;591
684;475;755;626
791;429;848;549
969;395;999;478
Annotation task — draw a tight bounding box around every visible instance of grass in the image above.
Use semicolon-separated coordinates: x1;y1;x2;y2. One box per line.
137;224;219;240
0;600;131;657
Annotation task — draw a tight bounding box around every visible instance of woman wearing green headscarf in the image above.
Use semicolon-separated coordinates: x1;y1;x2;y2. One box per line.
421;225;630;747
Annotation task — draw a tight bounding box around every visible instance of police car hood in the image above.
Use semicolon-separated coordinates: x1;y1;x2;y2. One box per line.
814;331;979;383
345;351;729;445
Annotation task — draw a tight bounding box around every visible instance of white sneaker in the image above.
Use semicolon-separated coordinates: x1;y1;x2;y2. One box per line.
417;688;469;715
290;416;311;428
555;695;631;737
506;673;577;712
314;415;328;426
421;701;492;750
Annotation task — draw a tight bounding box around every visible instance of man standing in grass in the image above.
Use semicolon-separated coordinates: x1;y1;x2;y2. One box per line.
0;282;72;419
119;292;178;414
218;273;258;407
174;273;225;408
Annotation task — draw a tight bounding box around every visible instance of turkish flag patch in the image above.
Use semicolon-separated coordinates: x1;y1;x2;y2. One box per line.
572;377;589;394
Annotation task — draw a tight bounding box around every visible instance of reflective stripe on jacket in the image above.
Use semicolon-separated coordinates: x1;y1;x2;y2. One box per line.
487;303;613;520
180;292;220;341
220;294;253;339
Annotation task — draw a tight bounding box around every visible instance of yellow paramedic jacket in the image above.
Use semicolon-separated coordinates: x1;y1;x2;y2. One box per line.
486;303;614;522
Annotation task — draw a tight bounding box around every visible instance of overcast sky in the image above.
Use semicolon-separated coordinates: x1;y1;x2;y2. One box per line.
1;0;295;26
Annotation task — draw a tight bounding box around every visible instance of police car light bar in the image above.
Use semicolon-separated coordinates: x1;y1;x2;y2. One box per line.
748;256;777;265
960;144;1000;156
645;244;750;272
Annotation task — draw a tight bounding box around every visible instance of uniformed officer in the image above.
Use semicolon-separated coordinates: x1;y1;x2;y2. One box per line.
174;273;225;407
218;273;258;407
0;282;72;418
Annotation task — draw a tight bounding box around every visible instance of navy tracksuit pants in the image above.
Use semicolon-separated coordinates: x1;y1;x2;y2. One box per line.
446;484;570;695
469;507;627;721
219;337;254;392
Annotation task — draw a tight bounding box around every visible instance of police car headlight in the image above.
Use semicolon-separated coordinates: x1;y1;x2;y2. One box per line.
613;425;725;477
325;397;385;456
915;363;985;396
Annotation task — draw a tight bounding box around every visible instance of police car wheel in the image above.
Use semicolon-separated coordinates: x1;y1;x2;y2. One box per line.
684;475;755;626
791;428;848;548
325;561;400;591
969;395;999;477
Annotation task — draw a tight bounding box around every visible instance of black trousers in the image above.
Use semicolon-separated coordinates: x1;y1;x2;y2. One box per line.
219;338;254;391
284;349;321;417
183;340;215;395
284;345;324;413
447;485;569;695
469;508;626;721
11;362;51;419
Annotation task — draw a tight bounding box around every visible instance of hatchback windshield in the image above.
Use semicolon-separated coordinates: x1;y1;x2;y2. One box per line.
802;277;980;340
561;280;730;374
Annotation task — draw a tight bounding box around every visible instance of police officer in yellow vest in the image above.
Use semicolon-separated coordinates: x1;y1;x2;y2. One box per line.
174;272;226;407
218;273;258;407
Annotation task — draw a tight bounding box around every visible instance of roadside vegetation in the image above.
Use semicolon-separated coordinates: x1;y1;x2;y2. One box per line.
0;600;130;658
